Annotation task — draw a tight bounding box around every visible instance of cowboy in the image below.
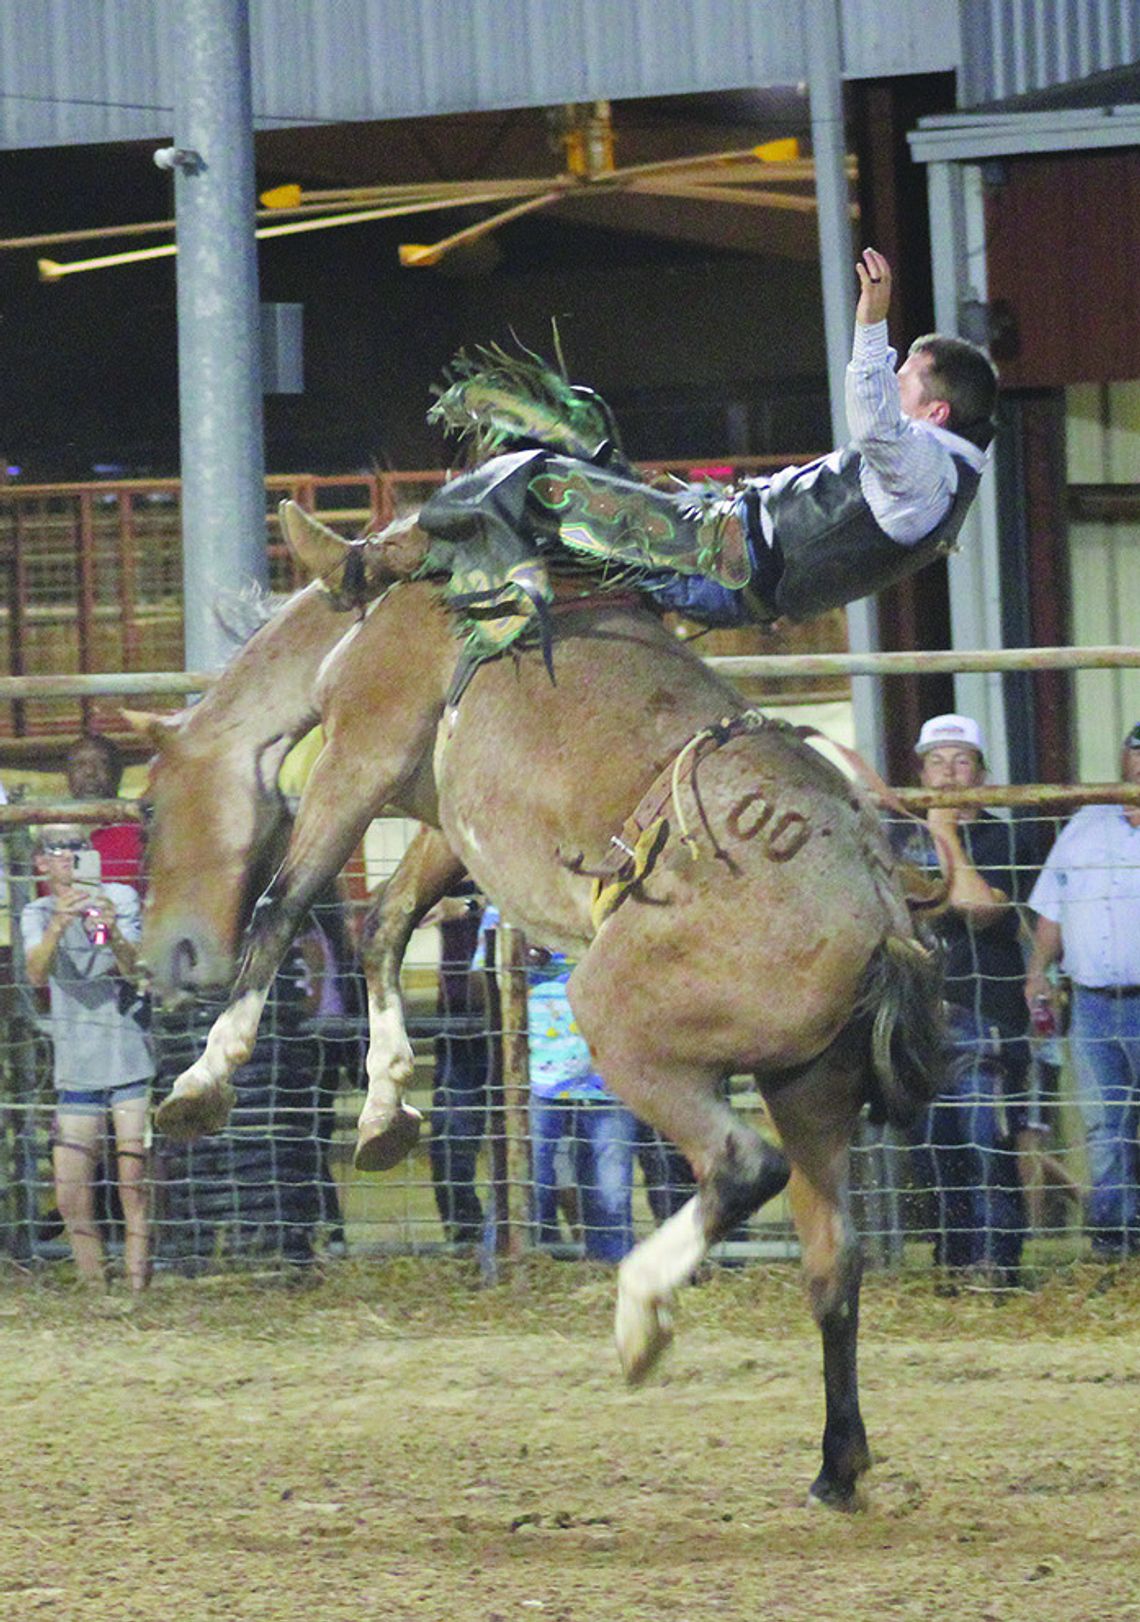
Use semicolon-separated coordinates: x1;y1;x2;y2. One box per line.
890;714;1033;1287
411;248;997;629
642;248;998;625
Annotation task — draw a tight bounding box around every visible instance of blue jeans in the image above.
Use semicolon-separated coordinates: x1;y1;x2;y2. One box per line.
1069;986;1140;1250
530;1097;636;1263
632;1119;696;1223
913;1005;1026;1274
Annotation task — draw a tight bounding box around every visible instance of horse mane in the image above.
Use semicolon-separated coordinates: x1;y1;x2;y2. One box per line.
212;581;295;650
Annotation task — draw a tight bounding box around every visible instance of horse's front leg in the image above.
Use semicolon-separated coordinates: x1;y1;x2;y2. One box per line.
156;736;395;1142
153;877;315;1141
354;825;467;1171
766;1067;870;1510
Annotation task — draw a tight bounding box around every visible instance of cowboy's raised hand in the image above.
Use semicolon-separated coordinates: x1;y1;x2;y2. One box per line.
855;248;892;325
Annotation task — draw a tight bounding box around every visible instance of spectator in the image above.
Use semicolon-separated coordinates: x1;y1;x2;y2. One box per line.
479;907;636;1263
65;732;143;889
1025;720;1140;1261
891;714;1034;1286
21;824;153;1294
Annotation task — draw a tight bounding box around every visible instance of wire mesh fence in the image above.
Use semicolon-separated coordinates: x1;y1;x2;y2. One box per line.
2;800;1133;1291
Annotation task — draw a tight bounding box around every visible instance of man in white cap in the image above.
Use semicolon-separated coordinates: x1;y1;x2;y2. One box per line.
1025;720;1140;1261
892;714;1036;1286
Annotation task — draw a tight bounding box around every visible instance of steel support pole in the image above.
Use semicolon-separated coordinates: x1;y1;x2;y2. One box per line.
806;0;887;768
172;0;268;674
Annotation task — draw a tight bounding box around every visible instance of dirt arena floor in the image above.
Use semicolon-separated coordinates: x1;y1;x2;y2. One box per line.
1;1257;1139;1622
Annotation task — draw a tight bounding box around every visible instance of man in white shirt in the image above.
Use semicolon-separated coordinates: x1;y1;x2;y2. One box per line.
647;247;998;625
1025;723;1140;1260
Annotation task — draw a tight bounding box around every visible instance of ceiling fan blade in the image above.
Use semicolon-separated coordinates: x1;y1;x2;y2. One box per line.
261;176;563;210
39;242;177;280
589;137;803;189
661;157;856;186
4;217;177;252
36;189;545;281
627;178;827;215
6;188;534;255
398;188;564;267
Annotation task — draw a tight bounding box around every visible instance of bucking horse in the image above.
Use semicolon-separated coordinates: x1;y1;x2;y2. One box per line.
133;353;943;1508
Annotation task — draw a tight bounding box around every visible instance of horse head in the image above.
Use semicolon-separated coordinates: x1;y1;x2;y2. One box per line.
278;500;429;608
126;704;297;1002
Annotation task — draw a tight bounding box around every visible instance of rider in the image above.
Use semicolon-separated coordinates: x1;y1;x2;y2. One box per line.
414;248;998;629
646;248;998;625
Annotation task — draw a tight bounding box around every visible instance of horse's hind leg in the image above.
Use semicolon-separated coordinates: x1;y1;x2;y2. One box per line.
568;963;790;1381
764;1054;871;1510
355;825;466;1171
612;1081;789;1383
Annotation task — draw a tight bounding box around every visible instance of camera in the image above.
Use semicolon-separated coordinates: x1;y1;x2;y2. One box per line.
72;849;110;944
72;848;102;885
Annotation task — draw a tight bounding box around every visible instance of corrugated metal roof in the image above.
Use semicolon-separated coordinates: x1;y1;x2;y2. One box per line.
1;0;960;152
958;0;1140;107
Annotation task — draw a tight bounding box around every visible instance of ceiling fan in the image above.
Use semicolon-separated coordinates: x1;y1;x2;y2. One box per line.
5;100;857;283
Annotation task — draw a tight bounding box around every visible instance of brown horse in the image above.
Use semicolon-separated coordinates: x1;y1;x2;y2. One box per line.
138;504;941;1509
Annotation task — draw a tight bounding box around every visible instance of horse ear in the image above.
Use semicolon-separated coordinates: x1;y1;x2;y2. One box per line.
119;709;182;751
278;500;350;583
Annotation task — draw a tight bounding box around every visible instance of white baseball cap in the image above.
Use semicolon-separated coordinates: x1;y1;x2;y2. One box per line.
915;713;985;757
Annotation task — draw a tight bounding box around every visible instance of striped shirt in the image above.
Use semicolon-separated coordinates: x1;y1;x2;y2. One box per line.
845;320;987;546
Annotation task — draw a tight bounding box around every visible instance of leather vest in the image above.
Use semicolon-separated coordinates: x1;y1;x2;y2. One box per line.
751;447;982;622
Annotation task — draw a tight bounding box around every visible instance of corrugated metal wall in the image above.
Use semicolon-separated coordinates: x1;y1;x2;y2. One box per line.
5;2;1132;155
0;0;959;152
958;0;1140;107
0;0;174;148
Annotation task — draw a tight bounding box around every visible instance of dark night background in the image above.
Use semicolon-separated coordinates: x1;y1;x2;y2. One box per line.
0;94;835;481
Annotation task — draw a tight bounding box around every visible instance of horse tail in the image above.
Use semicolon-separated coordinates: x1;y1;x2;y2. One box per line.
859;931;944;1129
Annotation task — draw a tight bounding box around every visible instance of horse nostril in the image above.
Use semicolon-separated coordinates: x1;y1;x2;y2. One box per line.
172;938;199;986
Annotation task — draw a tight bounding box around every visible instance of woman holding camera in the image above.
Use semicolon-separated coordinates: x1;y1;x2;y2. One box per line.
21;823;154;1295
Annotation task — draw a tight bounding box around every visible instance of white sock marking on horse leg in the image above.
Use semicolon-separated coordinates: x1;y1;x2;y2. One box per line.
615;1197;707;1384
622;1196;707;1301
358;991;416;1133
353;989;423;1169
177;988;269;1094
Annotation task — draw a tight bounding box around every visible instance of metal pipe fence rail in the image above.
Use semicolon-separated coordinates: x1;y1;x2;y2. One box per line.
1;648;1138;1286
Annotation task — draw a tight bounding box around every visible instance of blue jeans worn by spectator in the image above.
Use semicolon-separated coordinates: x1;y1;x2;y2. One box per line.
530;1097;636;1262
1069;985;1140;1255
914;1003;1026;1279
633;1119;696;1223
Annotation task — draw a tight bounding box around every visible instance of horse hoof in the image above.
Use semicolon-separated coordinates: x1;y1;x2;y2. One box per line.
154;1081;236;1142
614;1288;674;1386
353;1103;423;1172
806;1475;867;1513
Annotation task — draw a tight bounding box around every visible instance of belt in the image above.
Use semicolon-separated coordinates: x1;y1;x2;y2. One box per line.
1078;983;1140;997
